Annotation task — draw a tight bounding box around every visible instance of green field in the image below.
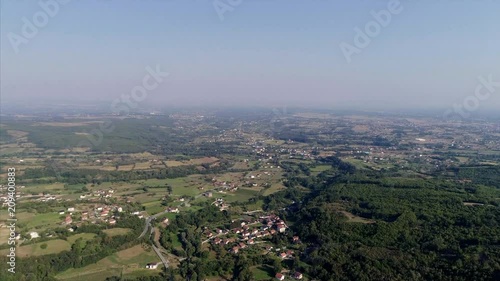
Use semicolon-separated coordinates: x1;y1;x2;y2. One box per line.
140;177;201;197
23;182;66;192
22;212;62;230
67;233;97;244
310;165;331;173
250;265;274;280
262;183;285;196
103;228;132;237
222;188;259;202
0;239;71;257
55;244;160;281
143;201;165;214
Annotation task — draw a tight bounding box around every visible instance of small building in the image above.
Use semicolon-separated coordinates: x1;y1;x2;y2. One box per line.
167;207;179;213
293;272;303;279
277;223;286;233
275;273;285;281
146;263;159;269
65;215;73;225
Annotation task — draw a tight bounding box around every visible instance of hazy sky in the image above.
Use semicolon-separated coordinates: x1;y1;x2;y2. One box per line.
1;0;499;111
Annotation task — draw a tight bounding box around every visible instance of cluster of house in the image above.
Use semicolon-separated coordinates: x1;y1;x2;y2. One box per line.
205;214;289;254
79;188;115;200
165;207;179;213
212;198;229;211
60;204;124;226
211;178;239;192
37;194;57;202
278;249;295;260
275;272;303;280
285;149;314;160
249;138;316;161
0;187;63;205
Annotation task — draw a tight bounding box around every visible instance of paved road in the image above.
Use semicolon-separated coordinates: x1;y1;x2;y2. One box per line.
138;217;153;239
152;244;169;269
138;210;170;239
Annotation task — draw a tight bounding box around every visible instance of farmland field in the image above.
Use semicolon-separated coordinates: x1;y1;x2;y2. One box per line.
22;212;62;230
0;239;71;257
55;244;160;281
66;233;97;244
103;228;132;237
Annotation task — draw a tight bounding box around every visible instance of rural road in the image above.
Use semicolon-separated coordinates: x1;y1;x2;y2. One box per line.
138;209;170;239
152;244;169;269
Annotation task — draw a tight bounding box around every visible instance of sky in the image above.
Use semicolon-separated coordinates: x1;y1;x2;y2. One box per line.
1;0;499;112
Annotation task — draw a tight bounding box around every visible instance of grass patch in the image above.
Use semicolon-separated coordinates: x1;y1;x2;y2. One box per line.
310;165;331;173
0;239;71;257
55;244;160;281
250;265;274;280
24;212;62;230
103;228;132;237
67;233;97;244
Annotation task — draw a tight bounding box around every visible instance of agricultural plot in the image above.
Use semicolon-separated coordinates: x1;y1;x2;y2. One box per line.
140;177;205;197
0;227;10;245
0;239;71;257
221;188;259;203
21;212;62;231
22;183;66;193
55;244;160;281
66;233;97;244
340;211;375;224
310;165;331;173
165;157;218;167
103;228;132;237
262;182;286;196
250;265;274;280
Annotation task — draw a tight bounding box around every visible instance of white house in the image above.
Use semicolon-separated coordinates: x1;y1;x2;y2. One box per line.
146;263;159;269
